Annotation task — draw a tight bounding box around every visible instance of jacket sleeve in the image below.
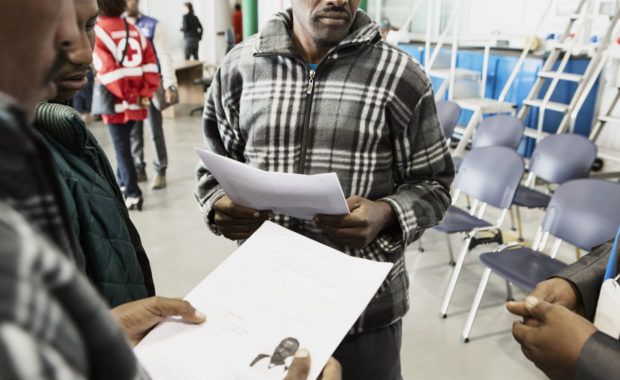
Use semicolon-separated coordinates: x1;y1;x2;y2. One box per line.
152;24;177;89
197;17;203;39
140;37;161;98
194;68;244;234
555;242;613;321
576;331;620;380
377;86;455;254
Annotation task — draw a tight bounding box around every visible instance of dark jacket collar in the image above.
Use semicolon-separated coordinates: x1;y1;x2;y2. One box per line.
255;9;381;59
34;102;88;153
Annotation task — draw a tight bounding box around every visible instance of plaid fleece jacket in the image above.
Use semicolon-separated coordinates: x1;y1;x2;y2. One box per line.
196;10;454;333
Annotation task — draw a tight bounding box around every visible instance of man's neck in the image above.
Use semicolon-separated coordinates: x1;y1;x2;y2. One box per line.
291;17;329;64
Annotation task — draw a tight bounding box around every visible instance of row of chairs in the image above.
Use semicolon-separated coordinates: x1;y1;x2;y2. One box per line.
431;101;620;342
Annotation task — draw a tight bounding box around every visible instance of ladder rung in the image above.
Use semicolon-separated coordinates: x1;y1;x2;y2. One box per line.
523;129;551;139
539;71;583;82
599;115;620;124
523;99;570;113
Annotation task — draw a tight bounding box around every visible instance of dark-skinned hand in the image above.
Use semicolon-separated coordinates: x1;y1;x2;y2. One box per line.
213;195;273;241
111;296;206;346
284;349;342;380
314;196;396;249
509;296;596;380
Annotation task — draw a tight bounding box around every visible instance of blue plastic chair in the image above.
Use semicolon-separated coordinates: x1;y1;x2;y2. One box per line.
512;134;597;240
435;146;525;318
453;115;525;170
436;100;462;141
461;179;620;342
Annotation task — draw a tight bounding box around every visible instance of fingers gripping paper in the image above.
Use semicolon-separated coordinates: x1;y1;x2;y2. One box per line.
134;222;393;380
195;149;349;220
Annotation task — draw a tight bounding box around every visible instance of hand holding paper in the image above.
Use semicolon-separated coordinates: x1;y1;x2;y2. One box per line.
196;149;349;220
135;222;392;380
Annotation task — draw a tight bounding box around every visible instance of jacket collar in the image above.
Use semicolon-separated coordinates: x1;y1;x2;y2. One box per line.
255;9;381;59
34;102;88;153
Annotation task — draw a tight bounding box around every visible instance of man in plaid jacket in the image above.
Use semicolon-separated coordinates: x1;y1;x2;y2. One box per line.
195;1;454;378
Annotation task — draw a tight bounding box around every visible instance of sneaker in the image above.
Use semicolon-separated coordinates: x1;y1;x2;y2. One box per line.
136;167;148;183
125;196;143;211
151;174;167;190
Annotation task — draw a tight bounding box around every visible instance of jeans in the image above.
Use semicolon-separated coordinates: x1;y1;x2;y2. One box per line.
131;102;168;176
107;121;142;198
333;321;403;380
184;38;200;60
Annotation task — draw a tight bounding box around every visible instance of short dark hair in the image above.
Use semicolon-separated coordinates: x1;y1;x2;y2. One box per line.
97;0;126;17
235;4;241;11
184;2;194;14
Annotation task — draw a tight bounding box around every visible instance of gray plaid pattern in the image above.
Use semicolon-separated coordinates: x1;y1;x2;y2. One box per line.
0;203;147;380
196;10;454;333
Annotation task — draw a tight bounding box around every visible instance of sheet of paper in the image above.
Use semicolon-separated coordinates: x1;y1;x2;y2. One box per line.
135;222;393;380
195;149;349;220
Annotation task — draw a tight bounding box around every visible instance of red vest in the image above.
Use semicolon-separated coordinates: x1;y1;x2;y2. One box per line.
94;16;160;124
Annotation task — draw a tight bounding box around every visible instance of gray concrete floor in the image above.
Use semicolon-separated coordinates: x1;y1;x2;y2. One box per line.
89;116;581;380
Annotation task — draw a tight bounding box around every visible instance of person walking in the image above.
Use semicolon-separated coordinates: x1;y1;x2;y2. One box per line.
94;0;160;210
181;2;203;60
126;0;178;190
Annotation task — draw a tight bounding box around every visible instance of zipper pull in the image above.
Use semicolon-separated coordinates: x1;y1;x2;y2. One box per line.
307;69;316;95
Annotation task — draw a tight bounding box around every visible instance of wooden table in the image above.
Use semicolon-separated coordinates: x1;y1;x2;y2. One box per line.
163;60;204;118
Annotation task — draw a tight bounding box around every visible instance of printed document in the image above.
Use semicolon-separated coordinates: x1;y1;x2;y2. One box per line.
196;149;349;220
135;222;392;380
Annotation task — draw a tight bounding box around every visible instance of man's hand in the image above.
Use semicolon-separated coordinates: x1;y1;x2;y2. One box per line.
284;349;342;380
165;89;178;105
507;278;584;320
511;296;596;380
139;96;151;108
314;196;396;249
111;296;206;346
214;195;273;241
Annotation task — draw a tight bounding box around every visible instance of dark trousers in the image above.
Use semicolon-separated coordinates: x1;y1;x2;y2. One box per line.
184;38;200;60
107;121;141;198
130;102;168;175
333;321;403;380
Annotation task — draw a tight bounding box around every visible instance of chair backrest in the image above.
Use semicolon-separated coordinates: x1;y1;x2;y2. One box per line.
472;115;525;149
543;179;620;251
436;100;462;139
530;134;597;185
454;146;525;209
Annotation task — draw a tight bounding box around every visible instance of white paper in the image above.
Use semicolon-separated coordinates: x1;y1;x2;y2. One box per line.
135;222;393;380
195;149;349;220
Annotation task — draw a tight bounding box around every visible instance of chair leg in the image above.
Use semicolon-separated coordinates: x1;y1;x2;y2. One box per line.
446;234;456;266
462;268;492;343
516;207;524;242
506;281;514;302
440;236;473;318
509;207;516;232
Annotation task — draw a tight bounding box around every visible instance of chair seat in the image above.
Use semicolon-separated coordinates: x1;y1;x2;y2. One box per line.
512;185;551;209
480;246;568;292
434;206;492;234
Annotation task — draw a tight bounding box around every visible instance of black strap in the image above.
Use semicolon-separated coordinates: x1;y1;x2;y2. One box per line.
119;19;130;64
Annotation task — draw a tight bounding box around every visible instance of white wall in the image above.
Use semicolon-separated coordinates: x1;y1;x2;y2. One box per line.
141;0;235;65
258;0;290;31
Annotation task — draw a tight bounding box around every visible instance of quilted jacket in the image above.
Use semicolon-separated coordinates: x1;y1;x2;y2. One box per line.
34;102;154;307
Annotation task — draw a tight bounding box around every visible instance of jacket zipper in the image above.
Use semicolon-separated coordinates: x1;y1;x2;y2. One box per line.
297;69;316;174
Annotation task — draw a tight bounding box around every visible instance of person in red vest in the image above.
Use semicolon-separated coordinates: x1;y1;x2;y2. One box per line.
94;0;160;210
232;4;243;44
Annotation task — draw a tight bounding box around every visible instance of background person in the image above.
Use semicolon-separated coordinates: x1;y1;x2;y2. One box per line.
181;2;203;60
94;0;160;210
126;0;178;190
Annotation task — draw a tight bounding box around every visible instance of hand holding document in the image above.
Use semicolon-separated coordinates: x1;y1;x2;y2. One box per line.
135;222;393;380
196;149;349;220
